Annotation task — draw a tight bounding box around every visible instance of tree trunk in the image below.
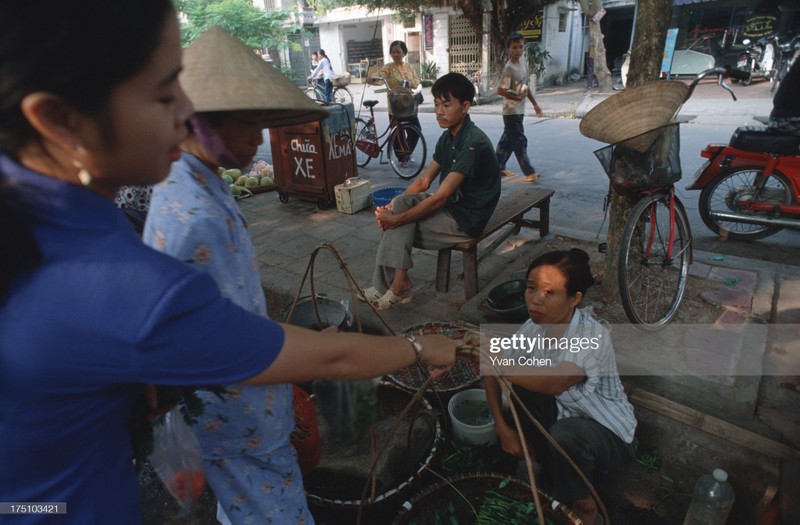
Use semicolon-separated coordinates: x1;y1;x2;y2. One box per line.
579;0;612;92
603;0;673;295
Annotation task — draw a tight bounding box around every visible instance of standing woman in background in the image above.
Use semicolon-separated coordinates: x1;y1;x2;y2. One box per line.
0;2;457;522
373;40;424;158
309;49;334;102
374;41;424;127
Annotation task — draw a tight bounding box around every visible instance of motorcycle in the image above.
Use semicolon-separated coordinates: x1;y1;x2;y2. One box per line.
773;33;800;95
686;126;800;241
733;35;776;86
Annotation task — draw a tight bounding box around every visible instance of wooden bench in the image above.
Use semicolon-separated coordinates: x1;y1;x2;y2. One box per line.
435;187;554;300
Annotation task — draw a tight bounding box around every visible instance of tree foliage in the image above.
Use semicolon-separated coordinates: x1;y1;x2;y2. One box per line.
174;0;302;61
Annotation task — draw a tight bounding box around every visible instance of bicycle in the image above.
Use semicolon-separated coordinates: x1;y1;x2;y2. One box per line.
584;67;742;330
353;78;427;180
304;77;353;105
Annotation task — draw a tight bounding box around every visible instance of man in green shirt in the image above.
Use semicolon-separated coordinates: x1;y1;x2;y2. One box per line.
363;73;501;310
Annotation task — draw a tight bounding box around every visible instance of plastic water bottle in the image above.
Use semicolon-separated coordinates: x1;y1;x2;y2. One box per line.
683;468;735;525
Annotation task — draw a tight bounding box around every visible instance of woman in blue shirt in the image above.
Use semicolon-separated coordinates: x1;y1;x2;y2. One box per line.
0;3;456;524
144;26;319;525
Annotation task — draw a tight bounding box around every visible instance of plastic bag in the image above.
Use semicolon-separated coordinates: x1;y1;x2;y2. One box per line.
312;378;379;454
290;385;322;474
148;406;205;515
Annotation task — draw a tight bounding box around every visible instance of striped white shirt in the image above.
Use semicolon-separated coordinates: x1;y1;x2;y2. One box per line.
514;308;637;443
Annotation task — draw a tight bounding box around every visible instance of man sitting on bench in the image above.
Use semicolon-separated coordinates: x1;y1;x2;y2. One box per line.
362;72;501;310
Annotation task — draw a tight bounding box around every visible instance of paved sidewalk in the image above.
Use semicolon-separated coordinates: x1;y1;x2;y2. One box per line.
239;77;794;524
343;75;775;121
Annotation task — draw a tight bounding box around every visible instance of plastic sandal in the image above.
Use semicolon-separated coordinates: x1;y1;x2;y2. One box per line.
358;286;383;303
371;290;413;311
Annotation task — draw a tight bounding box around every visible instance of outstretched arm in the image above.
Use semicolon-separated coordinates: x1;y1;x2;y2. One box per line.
242;324;457;384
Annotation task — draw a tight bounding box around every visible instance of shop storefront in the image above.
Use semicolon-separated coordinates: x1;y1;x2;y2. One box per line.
670;0;799;51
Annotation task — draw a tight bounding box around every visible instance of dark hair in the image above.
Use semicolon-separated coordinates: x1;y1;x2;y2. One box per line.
527;249;596;297
1;1;175;155
318;49;327;58
0;1;175;300
389;40;408;55
431;73;475;105
506;32;525;47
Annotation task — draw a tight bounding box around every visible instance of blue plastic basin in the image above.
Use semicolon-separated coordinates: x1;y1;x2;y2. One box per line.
371;187;405;207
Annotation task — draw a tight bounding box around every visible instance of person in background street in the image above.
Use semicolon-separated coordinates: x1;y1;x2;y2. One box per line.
309;48;334;103
768;58;800;136
371;40;424;163
496;32;544;182
143;26;324;525
362;73;501;310
484;249;637;525
0;3;457;523
586;44;598;89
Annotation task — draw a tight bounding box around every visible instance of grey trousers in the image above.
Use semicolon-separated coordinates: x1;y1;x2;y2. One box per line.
372;193;473;293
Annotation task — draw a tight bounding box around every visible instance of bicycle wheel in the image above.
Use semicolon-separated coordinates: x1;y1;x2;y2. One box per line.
698;168;792;240
388;123;426;179
304;86;322;102
333;87;352;104
354;117;375;168
618;193;691;329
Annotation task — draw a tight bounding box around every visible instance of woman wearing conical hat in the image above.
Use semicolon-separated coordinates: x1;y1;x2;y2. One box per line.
143;27;327;524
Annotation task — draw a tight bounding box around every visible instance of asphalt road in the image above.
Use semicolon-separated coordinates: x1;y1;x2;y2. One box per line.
252;77;798;267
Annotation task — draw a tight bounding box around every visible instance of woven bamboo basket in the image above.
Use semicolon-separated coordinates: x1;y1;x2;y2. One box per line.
392;472;583;524
386;322;481;393
303;383;441;510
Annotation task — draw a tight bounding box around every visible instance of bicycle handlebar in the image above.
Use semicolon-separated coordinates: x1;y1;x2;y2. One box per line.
687;66;742;102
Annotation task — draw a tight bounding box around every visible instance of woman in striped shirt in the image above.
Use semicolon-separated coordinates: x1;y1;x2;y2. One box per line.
485;248;637;525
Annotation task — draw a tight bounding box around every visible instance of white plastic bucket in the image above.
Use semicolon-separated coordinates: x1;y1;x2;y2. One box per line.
447;389;497;445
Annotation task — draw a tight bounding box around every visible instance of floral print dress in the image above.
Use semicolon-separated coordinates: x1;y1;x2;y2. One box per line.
144;153;311;524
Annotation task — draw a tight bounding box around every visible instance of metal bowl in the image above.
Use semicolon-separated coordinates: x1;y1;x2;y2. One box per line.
485;279;528;323
282;296;347;331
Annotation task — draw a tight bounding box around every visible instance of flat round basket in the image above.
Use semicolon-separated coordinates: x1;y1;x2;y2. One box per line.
386;322;480;393
579;80;689;153
392;472;582;525
332;72;351;87
303;383;441;509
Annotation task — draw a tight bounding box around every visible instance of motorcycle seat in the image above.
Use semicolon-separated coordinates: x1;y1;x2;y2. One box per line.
730;126;800;155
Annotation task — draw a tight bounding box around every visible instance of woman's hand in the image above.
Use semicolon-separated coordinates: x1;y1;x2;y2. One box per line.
496;421;525;457
416;334;457;374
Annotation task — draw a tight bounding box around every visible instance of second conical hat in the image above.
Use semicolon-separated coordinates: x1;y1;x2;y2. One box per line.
181;26;328;127
580;80;688;152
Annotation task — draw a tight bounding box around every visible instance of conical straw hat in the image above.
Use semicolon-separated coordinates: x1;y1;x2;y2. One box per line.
580;81;689;152
181;26;328;127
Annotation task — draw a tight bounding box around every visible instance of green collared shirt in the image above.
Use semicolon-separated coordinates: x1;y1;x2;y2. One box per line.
433;115;501;236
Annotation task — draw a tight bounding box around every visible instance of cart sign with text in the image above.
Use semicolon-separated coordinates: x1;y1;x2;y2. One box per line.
424;15;434;50
520;12;544;42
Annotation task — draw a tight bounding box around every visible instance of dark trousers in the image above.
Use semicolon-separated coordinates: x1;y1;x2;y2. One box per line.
510;386;635;504
496;114;536;175
587;57;598;88
392;115;421;160
323;79;333;103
